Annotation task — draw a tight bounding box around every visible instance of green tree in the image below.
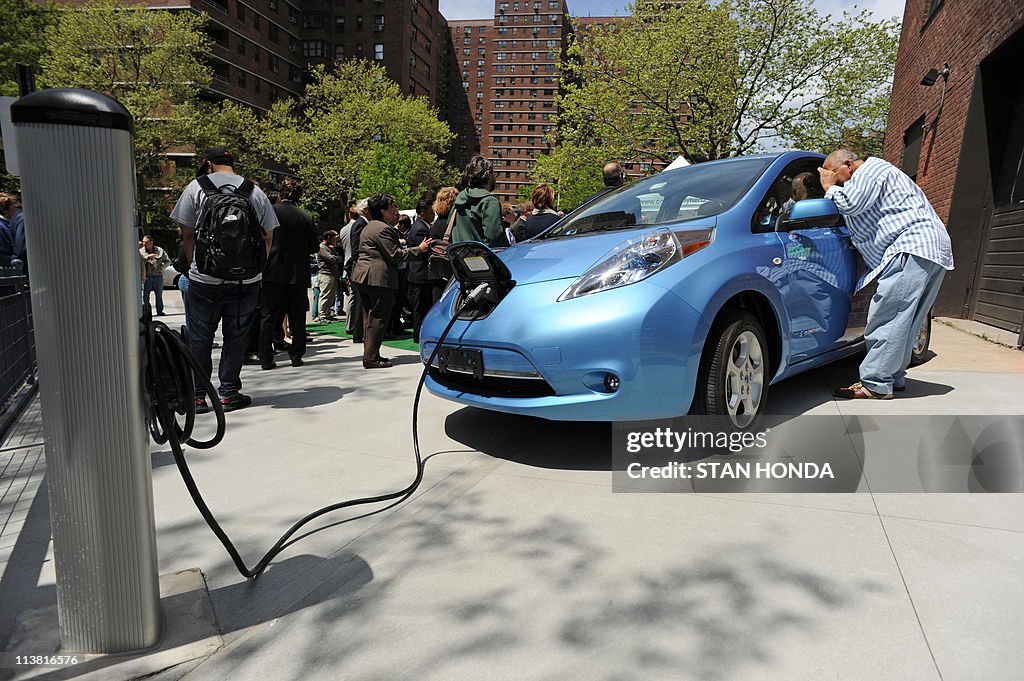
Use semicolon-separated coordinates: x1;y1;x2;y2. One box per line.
250;61;455;211
528;143;608;212
356;136;456;208
39;0;215;229
558;0;900;163
0;0;54;97
0;0;54;190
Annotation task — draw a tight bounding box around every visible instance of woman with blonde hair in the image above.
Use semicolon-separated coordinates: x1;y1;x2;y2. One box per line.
425;186;459;303
430;186;459;242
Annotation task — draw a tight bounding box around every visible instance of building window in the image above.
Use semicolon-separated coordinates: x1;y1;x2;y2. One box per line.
925;0;943;24
411;52;417;66
425;64;430;78
374;43;383;60
237;37;246;55
269;24;279;42
335;44;345;59
254;77;261;93
374;15;385;31
237;3;245;20
306;41;329;58
269;54;279;72
254;14;260;29
902;116;925;181
357;15;363;30
356;43;364;58
237;70;246;87
268;0;277;9
335;16;345;33
254;46;261;63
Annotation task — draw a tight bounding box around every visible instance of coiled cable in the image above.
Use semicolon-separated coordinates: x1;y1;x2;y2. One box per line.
142;299;467;579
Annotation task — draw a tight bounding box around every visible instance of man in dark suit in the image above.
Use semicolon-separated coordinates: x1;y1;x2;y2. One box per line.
405;197;435;343
259;178;318;369
344;199;370;342
582;161;627;205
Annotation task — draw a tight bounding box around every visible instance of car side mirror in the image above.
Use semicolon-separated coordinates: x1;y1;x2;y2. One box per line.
776;198;843;232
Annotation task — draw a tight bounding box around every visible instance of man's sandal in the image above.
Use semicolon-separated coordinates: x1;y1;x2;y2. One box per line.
833;382;894;400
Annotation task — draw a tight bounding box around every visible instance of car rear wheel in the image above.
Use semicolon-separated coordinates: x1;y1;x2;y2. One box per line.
692;311;769;430
909;314;931;366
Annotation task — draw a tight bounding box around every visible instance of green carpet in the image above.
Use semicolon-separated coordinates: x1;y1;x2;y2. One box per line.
306;320;420;352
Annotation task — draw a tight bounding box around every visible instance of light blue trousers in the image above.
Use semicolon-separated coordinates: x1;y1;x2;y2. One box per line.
861;253;946;395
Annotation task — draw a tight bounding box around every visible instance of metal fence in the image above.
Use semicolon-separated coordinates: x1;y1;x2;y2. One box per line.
0;267;35;430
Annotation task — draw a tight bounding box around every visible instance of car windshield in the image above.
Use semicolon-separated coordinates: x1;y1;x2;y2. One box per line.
539;157;773;239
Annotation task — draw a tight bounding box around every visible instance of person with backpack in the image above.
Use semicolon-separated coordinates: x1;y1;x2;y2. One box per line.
170;147;279;413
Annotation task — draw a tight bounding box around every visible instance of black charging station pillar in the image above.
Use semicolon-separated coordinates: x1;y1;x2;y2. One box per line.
10;89;161;653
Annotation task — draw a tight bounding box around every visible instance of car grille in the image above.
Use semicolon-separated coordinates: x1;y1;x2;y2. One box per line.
428;367;555;398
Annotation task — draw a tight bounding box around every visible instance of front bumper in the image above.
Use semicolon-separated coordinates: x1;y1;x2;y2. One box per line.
419;278;709;421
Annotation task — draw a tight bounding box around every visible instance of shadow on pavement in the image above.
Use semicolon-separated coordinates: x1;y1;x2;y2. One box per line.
444;407;613;470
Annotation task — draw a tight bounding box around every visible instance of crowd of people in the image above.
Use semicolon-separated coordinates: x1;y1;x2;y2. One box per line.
160;150;569;413
0;192;27;271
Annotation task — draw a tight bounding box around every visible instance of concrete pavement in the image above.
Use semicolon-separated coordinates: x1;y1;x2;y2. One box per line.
2;295;1022;681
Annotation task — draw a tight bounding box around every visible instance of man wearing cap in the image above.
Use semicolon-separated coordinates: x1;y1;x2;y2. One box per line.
170;147;279;413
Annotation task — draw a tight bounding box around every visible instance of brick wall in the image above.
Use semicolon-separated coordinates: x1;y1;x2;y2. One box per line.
885;0;1024;225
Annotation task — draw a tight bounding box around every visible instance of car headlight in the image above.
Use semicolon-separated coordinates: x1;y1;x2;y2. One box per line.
558;228;701;301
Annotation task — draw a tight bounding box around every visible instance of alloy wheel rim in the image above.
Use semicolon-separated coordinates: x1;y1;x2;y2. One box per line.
725;330;764;428
913;319;929;355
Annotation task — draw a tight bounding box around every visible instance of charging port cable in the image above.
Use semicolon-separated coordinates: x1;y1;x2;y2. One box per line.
143;292;478;579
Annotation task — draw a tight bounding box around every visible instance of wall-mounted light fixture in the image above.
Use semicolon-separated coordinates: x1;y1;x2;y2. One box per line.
921;63;949;87
921;63;951;131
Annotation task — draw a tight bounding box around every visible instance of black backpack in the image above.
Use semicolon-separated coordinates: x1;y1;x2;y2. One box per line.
194;175;266;281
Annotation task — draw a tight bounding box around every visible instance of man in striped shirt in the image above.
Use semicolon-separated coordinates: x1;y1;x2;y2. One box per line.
818;149;954;399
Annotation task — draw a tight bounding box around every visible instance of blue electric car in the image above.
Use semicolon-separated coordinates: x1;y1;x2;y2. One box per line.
419;151;931;427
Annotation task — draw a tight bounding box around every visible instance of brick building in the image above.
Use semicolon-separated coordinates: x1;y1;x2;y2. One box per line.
48;0;448;113
885;0;1024;339
444;1;572;204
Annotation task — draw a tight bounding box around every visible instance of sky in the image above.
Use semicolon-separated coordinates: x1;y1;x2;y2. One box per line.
440;0;906;22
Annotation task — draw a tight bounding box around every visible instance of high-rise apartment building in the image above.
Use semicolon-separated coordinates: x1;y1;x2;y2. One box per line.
443;0;572;204
46;0;448;112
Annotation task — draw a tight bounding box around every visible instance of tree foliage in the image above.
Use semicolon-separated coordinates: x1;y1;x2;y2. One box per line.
250;61;455;211
527;143;608;212
356;136;458;208
0;0;54;97
38;0;215;229
558;0;900;163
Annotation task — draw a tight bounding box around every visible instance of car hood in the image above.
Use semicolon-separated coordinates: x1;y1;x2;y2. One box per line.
499;228;652;284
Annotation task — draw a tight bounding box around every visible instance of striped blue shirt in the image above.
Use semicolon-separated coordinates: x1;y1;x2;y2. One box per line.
825;157;953;290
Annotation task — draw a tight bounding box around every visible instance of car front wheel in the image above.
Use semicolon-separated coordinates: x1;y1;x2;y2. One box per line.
692;311;769;430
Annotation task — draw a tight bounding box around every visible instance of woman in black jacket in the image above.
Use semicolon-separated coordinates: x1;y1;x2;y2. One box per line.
523;183;561;239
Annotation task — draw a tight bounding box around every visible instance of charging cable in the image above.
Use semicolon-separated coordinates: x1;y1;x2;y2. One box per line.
143;291;476;579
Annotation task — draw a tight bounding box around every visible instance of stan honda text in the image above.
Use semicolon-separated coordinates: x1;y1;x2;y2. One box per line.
626;461;835;480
